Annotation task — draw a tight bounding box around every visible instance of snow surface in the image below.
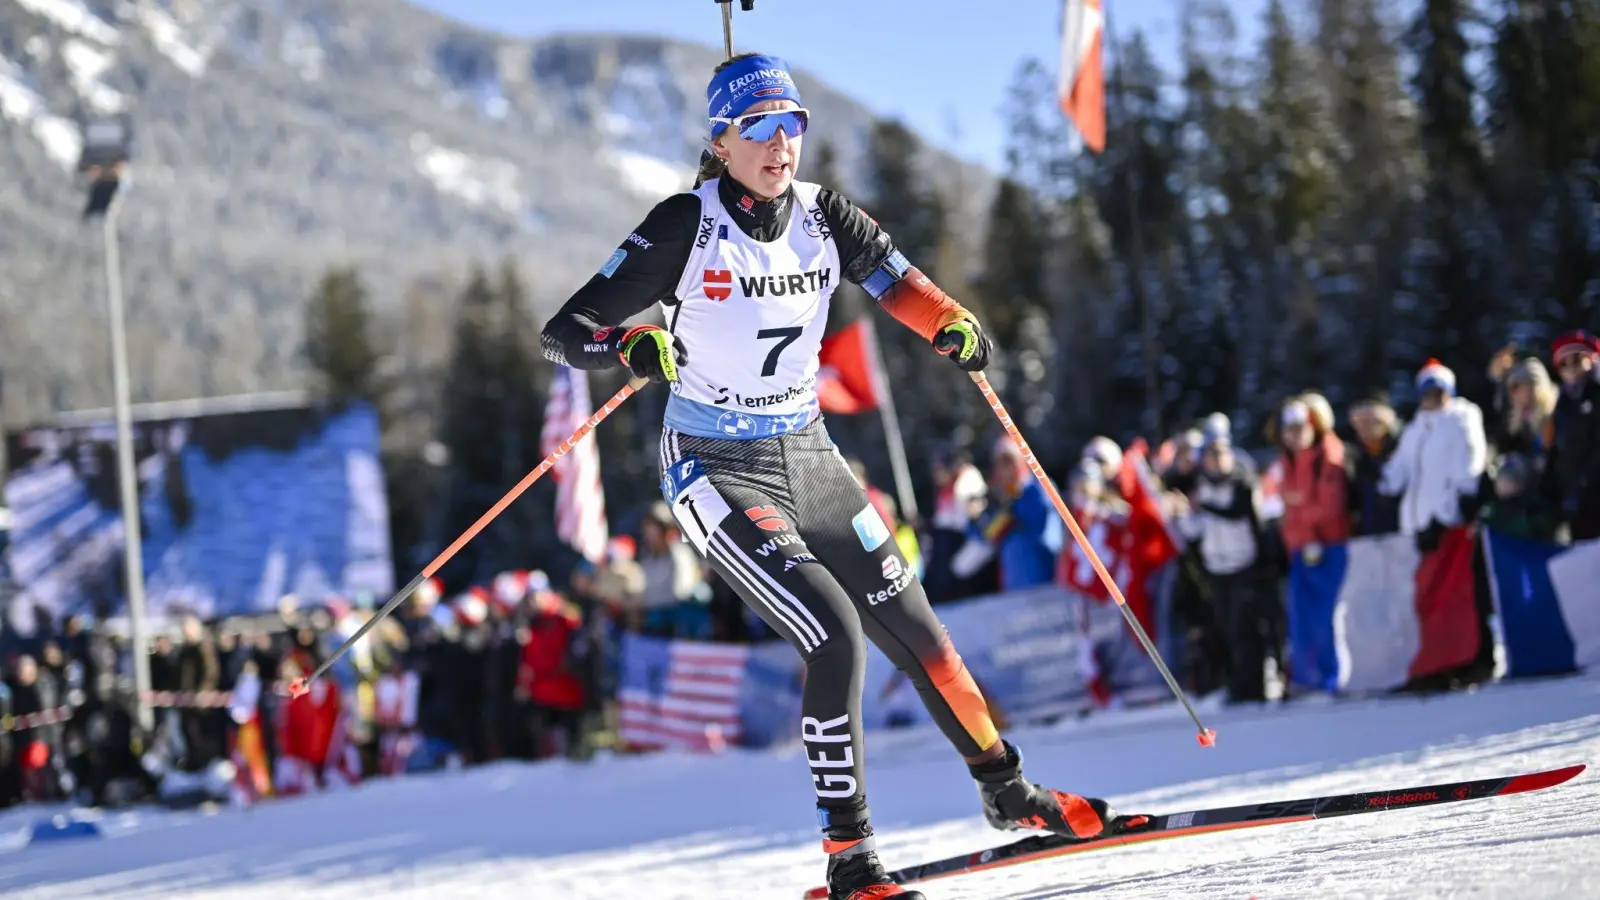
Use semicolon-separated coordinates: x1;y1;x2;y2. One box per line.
279;21;325;82
61;38;126;112
409;132;528;219
10;0;120;45
134;3;208;77
608;149;691;198
1;674;1596;899
0;53;82;169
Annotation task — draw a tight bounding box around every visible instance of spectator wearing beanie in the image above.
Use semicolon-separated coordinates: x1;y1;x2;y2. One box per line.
1381;359;1487;552
1346;392;1403;537
1543;332;1600;541
1175;433;1274;703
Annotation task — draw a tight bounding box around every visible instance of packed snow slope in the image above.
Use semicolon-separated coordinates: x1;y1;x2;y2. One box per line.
2;673;1596;899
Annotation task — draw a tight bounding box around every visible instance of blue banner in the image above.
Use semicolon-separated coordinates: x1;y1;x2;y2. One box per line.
4;401;394;621
1483;529;1577;678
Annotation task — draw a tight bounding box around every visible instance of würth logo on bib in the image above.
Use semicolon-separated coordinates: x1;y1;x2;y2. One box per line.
738;269;833;298
704;269;734;302
745;505;789;532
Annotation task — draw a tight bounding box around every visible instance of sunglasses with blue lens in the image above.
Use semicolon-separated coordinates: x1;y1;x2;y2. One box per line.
712;108;810;142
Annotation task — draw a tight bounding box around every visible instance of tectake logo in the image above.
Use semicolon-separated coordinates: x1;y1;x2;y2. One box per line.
867;557;913;605
704;269;734;302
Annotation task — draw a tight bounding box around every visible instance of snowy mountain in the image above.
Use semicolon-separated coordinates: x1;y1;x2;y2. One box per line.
0;0;992;424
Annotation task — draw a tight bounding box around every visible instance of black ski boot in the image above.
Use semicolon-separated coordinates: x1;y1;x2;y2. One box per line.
969;740;1133;840
820;804;926;900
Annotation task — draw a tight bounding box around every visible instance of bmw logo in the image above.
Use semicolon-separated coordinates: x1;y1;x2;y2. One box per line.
716;412;756;436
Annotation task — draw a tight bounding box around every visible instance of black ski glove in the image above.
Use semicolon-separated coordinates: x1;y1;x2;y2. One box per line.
933;319;993;372
618;325;686;384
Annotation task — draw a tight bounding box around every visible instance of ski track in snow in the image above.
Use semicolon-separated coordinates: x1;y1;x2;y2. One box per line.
1;674;1596;900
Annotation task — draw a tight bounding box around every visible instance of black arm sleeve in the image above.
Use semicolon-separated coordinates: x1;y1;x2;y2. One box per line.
815;188;898;286
540;193;700;368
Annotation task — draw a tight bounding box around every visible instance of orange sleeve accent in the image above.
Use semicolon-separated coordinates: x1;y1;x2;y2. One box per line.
877;266;973;342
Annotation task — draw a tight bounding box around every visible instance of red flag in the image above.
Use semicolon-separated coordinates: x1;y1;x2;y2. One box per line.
1059;0;1106;153
541;367;609;562
816;320;883;415
1409;526;1482;679
1114;440;1180;636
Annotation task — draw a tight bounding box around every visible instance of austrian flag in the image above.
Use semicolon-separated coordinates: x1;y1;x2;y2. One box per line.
1059;0;1106;153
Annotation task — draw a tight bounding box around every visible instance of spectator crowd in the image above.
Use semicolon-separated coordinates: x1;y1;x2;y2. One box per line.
3;330;1598;810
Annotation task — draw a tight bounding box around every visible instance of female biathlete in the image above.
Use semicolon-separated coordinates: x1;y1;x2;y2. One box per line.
542;53;1124;900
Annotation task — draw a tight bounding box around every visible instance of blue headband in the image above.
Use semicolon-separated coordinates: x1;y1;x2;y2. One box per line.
707;55;804;137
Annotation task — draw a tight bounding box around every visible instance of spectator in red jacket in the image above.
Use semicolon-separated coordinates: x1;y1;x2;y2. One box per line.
1278;396;1351;565
516;594;588;759
1277;394;1352;694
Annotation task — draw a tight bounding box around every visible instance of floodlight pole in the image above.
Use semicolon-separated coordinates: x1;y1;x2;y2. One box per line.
79;119;154;736
102;192;153;733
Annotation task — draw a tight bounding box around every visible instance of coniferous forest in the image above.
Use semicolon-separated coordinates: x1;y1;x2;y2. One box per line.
300;0;1598;583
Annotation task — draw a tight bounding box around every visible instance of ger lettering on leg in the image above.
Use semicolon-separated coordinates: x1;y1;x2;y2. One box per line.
804;714;857;800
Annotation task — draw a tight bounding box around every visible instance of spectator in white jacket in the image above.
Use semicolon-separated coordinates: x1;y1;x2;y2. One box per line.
1382;359;1488;553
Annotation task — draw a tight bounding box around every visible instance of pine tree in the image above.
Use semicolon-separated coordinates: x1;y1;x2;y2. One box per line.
1488;0;1600;332
860;117;975;479
1175;0;1252;427
1408;0;1502;400
863;120;948;271
977;179;1046;348
1089;31;1183;437
1307;0;1421;402
303;266;381;407
432;264;555;583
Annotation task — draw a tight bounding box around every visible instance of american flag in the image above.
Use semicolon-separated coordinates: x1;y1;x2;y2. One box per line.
540;366;609;562
618;635;750;751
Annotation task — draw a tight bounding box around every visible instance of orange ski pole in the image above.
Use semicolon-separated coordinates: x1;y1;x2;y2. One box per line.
967;371;1216;748
288;375;648;697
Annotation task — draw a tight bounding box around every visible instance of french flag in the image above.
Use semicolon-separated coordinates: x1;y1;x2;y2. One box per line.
1293;527;1481;693
1483;530;1600;677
